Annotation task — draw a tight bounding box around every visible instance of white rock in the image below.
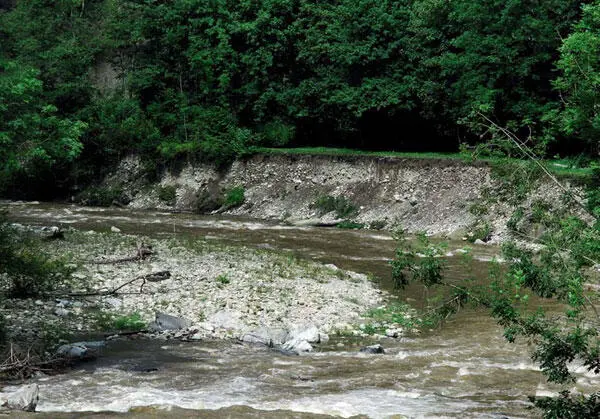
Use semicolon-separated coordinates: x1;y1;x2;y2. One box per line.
1;384;39;412
110;226;121;233
282;338;313;353
288;325;320;343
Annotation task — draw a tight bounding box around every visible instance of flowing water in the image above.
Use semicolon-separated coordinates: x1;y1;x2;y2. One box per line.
3;202;598;418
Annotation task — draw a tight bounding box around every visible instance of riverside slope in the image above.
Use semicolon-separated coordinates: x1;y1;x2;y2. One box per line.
107;154;570;242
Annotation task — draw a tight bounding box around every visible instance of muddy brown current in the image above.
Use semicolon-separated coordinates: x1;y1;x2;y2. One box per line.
2;202;598;418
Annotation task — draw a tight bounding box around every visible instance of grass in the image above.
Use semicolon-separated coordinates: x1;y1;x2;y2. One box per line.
253;147;595;179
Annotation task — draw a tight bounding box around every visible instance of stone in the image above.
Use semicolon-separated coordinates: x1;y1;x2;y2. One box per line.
104;297;122;309
385;329;400;338
282;337;313;353
474;239;486;245
360;344;385;354
54;308;69;317
150;312;192;331
57;344;87;358
110;226;121;233
206;310;244;330
240;327;273;347
288;324;320;343
1;384;39;412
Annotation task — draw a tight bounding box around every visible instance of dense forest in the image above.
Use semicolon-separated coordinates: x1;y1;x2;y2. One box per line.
1;0;599;197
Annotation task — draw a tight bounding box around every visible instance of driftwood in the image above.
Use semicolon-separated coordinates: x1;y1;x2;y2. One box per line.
91;243;154;265
54;270;171;297
0;344;69;379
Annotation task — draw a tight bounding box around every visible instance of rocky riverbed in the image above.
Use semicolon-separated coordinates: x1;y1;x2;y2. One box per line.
1;228;391;354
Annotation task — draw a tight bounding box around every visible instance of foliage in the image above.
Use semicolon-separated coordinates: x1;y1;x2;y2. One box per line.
215;274;230;285
311;195;358;219
76;186;128;207
337;221;365;230
1;0;598;196
552;0;600;153
0;217;73;298
0;60;86;192
157;185;177;204
222;186;245;210
390;230;447;289
369;220;387;230
392;161;600;416
113;313;146;331
466;220;493;243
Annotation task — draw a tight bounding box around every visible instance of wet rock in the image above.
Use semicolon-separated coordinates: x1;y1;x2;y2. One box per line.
272;347;299;356
240;328;273;347
54;308;69;317
360;344;385;354
282;337;313;353
1;384;39;412
57;341;105;359
288;324;320;343
385;329;401;338
149;312;192;331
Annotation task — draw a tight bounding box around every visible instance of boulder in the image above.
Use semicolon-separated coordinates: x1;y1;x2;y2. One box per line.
240;328;273;347
282;338;313;353
57;341;105;359
360;344;385;354
149;312;192;331
206;310;244;331
288;324;320;343
1;384;39;412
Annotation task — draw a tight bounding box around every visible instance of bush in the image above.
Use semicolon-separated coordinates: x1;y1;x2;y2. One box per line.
157;185;177;204
194;190;222;213
223;186;245;209
76;186;129;207
113;313;146;330
467;221;493;243
215;274;230;285
311;195;358;218
337;221;364;229
369;220;387;230
0;218;73;298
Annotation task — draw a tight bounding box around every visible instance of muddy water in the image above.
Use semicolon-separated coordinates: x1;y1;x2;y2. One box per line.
3;202;597;418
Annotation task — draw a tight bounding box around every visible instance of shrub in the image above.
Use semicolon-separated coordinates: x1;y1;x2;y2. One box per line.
223;186;245;209
113;313;146;330
194;190;222;213
0;218;73;298
76;186;129;207
369;220;387;230
467;221;492;243
157;185;176;204
311;195;358;218
337;221;365;229
215;274;230;284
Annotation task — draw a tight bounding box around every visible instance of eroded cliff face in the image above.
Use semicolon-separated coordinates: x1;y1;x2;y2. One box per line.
102;153;571;241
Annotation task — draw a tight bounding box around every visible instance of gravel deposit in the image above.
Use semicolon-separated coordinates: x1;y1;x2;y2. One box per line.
1;230;385;345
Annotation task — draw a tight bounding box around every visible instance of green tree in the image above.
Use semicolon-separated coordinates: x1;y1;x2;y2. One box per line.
553;0;600;154
0;60;86;191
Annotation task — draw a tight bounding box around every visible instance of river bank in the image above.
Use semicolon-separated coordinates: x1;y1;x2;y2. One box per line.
84;153;584;245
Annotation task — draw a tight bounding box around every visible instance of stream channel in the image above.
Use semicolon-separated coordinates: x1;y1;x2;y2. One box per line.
3;202;598;418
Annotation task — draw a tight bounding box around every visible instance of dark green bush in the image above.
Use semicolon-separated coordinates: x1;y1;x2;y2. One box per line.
157;185;177;204
311;195;358;219
223;186;245;209
0;218;73;298
76;186;128;207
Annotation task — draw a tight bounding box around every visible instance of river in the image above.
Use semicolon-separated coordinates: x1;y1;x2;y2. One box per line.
3;202;597;418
